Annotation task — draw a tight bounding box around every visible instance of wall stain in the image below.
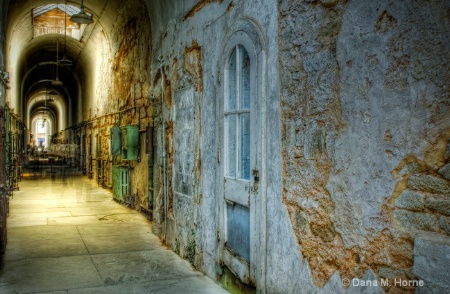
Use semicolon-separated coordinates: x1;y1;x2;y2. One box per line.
277;1;449;291
184;0;224;21
183;40;203;93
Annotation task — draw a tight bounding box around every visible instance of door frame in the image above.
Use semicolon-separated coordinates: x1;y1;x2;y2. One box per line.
216;21;267;290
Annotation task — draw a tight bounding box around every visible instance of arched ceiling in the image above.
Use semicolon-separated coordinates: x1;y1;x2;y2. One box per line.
4;0;126;133
3;0;196;134
5;0;108;132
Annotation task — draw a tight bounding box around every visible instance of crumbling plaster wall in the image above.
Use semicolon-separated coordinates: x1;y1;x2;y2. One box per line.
0;0;9;180
0;0;6;106
77;0;152;208
145;0;283;288
0;0;9;254
145;0;220;277
279;0;450;293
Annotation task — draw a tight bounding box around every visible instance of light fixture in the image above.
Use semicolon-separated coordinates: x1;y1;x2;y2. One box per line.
58;3;73;67
41;97;47;127
52;39;63;86
70;0;93;24
47;88;56;102
58;56;72;67
51;78;62;86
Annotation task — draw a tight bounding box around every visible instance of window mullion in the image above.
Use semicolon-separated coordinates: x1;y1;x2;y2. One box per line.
224;110;250;115
235;114;240;179
235;46;241;179
236;45;241;111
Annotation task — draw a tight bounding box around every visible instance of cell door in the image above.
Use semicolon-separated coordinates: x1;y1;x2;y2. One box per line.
81;134;86;174
87;134;92;179
221;44;257;284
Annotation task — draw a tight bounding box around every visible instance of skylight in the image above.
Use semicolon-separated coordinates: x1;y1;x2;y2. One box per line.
32;4;92;41
33;4;80;18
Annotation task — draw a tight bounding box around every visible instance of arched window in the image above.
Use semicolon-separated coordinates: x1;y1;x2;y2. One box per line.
224;45;251;181
218;22;266;285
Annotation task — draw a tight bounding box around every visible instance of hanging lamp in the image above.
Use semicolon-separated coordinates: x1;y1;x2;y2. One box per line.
47;90;56;102
70;0;93;24
42;94;47;126
58;3;73;67
52;39;63;86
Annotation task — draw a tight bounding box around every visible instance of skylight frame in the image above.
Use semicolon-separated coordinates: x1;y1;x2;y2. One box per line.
32;4;92;41
33;4;81;18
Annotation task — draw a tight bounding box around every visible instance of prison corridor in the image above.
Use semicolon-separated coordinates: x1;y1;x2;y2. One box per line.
0;166;227;294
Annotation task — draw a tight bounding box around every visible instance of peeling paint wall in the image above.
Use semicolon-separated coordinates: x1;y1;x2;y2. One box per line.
150;40;203;265
279;0;450;292
146;1;282;292
0;0;8;107
73;0;152;212
0;0;9;255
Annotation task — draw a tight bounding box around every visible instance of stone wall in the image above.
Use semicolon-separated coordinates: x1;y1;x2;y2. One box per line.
145;1;282;290
0;0;7;106
76;0;153;209
149;38;204;269
278;0;450;292
0;0;9;255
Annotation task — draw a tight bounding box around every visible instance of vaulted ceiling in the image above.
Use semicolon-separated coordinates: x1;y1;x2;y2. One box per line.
3;0;198;132
6;0;111;131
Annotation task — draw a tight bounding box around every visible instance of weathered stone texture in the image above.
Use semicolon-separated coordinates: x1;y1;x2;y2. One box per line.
425;199;450;216
445;140;450;161
413;233;450;291
438;163;450;180
394;190;424;211
440;217;450;235
171;85;198;262
279;0;348;284
394;210;439;231
173;87;196;197
279;0;450;289
408;175;450;195
348;270;385;294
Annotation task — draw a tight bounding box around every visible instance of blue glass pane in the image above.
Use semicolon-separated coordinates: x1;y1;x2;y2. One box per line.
226;202;250;261
226;49;237;111
240;113;250;180
239;46;250;110
225;115;237;177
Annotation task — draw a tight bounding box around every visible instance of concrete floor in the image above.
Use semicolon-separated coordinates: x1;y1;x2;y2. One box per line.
0;167;228;294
